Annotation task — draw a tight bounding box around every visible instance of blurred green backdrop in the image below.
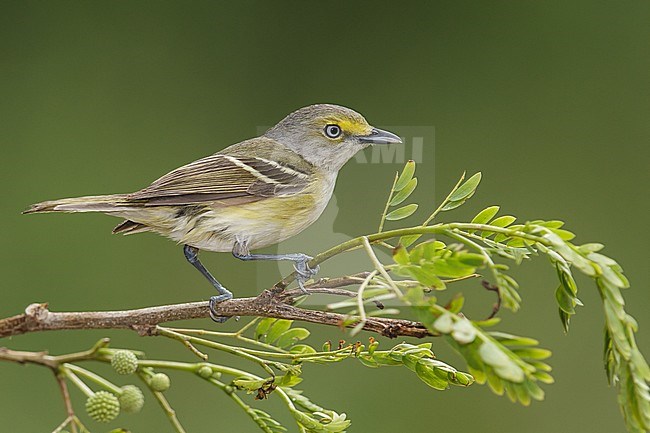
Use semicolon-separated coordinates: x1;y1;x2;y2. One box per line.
1;2;648;432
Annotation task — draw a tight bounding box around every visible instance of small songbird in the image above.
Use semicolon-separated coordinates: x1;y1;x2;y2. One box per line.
24;104;402;321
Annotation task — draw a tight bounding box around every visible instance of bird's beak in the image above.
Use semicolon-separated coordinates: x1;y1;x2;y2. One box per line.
359;127;403;145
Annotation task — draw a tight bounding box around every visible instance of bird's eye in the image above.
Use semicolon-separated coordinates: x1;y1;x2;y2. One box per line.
324;124;342;139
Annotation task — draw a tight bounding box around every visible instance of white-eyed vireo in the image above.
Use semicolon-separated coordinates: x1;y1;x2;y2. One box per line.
25;104;402;321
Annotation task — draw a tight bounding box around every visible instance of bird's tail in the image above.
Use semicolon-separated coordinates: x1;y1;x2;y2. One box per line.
23;194;132;214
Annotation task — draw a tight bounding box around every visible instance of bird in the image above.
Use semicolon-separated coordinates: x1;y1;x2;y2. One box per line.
24;104;402;321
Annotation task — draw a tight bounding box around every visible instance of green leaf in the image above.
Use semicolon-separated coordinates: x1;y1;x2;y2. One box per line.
511;347;552;360
490;332;539;346
415;362;449;390
426;261;475;279
533;370;555;384
385;204;418;221
255;318;276;340
233;377;267;391
276;373;303;387
399;234;421;248
555;285;576;314
390;178;417;206
290;345;317;355
452;371;475;386
441;198;471;211
265;320;293;345
577;243;605;254
449;172;482;201
471;206;500;225
446;294;465;314
478;343;525;383
276;328;311;349
456;252;486;267
405;265;445;289
371;352;402;366
486;368;505;395
392;245;410;265
490;215;517;228
549;227;576;241
357;355;379;368
394;160;416;191
515;383;532;406
533;219;565;229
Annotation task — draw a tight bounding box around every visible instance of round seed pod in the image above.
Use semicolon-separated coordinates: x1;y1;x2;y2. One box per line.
150;373;171;392
119;385;145;413
110;350;138;375
85;391;120;423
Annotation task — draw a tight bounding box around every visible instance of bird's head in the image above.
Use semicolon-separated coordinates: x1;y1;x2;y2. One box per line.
265;104;402;171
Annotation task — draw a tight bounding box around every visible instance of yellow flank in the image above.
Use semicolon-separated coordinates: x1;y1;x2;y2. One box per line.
212;193;318;242
118;170;337;253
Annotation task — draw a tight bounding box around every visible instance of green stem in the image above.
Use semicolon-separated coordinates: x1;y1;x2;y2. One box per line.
138;372;187;433
60;367;94;397
422;171;465;225
235;317;260;336
448;223;547;243
356;270;378;331
50;338;110;365
278;222;547;290
51;416;74;433
206;376;278;433
378;172;399;233
362;236;402;297
63;363;122;394
71;417;91;433
158;327;278;376
163;335;356;361
167;326;288;354
137;359;262;380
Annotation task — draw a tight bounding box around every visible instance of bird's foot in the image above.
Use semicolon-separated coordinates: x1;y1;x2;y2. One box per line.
209;290;233;323
293;254;320;294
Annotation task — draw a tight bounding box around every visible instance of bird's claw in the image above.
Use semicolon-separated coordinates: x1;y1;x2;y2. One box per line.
293;255;319;294
209;292;233;323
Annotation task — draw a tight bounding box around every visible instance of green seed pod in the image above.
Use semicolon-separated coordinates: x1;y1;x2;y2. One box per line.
150;373;171;392
111;350;138;375
85;391;120;423
119;385;145;413
368;341;380;355
197;365;213;379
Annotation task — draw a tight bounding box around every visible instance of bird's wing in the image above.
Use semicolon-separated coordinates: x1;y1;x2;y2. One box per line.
128;153;312;206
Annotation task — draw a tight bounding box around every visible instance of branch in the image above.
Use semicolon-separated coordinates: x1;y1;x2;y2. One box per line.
0;283;432;340
55;372;78;433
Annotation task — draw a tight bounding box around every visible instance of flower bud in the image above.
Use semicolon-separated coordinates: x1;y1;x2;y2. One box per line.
150;373;171;392
111;350;138;375
197;365;213;379
119;385;145;413
85;391;120;423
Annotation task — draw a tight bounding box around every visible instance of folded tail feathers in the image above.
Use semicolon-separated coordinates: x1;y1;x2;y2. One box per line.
23;194;131;214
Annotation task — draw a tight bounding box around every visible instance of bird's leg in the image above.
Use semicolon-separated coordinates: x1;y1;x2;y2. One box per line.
232;241;319;294
183;245;233;323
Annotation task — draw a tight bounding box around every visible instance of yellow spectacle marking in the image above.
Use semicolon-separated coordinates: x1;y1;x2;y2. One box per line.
338;119;372;136
323;115;372;136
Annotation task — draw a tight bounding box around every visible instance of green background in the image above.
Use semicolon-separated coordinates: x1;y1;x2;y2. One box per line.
1;2;648;432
